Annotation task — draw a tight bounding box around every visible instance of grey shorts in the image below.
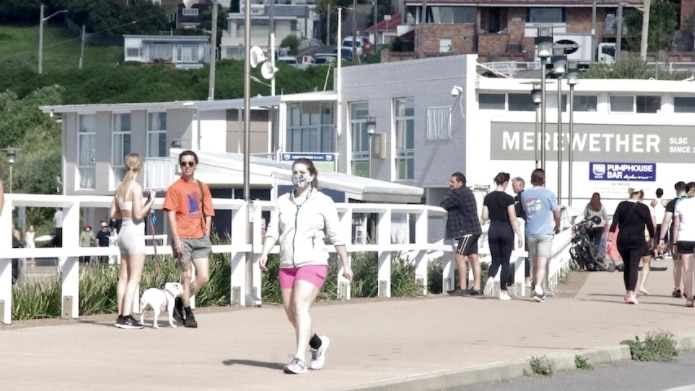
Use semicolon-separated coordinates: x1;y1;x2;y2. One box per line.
527;234;553;260
173;236;212;262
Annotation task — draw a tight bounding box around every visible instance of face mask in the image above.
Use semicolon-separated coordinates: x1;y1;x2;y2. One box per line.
292;174;312;189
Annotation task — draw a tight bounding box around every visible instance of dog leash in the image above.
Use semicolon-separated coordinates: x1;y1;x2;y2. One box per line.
149;209;162;286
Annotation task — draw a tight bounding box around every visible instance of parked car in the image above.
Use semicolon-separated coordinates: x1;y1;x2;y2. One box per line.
332;47;354;61
313;53;337;64
341;36;371;56
277;56;299;66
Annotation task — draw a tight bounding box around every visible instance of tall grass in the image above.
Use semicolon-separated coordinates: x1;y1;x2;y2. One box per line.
12;276;62;320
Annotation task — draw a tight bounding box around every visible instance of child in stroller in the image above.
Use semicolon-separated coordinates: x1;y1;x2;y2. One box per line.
569;216;615;272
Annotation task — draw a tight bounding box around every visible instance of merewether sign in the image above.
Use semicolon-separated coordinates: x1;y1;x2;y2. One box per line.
490;123;695;163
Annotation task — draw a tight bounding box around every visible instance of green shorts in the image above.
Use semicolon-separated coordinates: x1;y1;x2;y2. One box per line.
174;235;212;262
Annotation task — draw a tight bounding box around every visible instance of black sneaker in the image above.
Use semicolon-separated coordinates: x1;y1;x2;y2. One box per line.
114;315;125;328
446;288;466;296
184;313;198;328
120;315;144;329
466;288;482;296
173;297;184;324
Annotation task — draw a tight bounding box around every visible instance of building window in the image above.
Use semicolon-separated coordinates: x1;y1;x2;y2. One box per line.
479;93;505;110
350;102;369;177
674;97;695;113
126;47;141;57
393;97;414;180
149;44;174;62
182;8;199;16
609;95;633;112
426;6;476;24
286;102;335;153
636;95;660;113
147;112;167;158
508;93;535;112
439;39;452;53
526;7;565;24
426;106;451;140
77;115;97;190
112;113;132;189
176;45;198;63
573;95;598;112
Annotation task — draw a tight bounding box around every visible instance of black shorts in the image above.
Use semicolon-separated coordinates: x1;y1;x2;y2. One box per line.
677;241;695;255
455;234;480;256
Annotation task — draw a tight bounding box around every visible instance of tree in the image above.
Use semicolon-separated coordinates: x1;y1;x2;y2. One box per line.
624;0;679;52
281;35;300;55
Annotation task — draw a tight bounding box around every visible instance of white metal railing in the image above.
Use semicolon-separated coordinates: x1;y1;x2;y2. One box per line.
0;193;573;324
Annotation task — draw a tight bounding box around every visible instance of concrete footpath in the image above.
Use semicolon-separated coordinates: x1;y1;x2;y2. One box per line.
2;262;695;391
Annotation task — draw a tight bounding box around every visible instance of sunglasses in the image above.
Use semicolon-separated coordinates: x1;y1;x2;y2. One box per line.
180;161;196;167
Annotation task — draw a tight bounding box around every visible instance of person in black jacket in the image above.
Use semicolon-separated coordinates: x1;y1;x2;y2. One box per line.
609;188;655;305
440;172;483;295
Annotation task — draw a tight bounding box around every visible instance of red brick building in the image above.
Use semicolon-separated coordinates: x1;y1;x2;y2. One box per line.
397;0;694;61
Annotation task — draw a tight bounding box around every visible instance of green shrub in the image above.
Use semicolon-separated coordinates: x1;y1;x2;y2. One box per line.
574;354;592;369
528;355;553;376
621;330;678;362
280;35;300;55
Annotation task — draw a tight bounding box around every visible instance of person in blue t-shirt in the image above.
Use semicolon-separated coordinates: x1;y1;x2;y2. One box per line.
520;169;561;302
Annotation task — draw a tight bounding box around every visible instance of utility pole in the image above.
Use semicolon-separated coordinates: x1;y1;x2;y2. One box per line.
38;4;68;74
79;24;85;70
640;0;650;61
591;0;596;64
616;0;624;60
351;0;356;60
208;0;218;100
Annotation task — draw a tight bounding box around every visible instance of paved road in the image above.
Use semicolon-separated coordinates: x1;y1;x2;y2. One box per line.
450;351;695;391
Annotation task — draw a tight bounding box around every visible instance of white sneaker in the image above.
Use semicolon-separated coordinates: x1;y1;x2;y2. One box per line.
283;356;307;374
309;336;330;370
484;279;494;296
499;291;511;301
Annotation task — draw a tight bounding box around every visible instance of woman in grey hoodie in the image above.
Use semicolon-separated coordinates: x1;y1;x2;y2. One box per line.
259;158;353;375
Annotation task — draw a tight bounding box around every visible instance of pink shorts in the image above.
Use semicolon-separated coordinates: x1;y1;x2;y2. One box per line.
279;265;328;289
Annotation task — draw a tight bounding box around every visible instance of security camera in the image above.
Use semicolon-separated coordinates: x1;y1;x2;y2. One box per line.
450;85;463;97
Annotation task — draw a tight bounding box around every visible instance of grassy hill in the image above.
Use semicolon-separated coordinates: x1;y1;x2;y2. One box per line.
0;24;122;73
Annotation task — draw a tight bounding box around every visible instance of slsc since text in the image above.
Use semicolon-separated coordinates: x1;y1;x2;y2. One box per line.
669;137;691;153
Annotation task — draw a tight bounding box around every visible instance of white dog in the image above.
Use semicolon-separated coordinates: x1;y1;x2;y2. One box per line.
139;282;184;329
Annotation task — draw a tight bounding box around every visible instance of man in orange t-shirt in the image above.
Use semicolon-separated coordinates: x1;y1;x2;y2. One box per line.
163;150;215;328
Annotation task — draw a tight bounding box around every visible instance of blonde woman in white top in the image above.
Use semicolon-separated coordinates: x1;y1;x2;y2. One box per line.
110;153;156;329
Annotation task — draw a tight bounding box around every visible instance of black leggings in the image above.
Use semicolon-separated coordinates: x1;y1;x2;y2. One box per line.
488;221;514;291
618;244;646;291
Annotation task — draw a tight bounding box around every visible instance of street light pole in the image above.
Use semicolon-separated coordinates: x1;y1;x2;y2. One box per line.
6;148;16;194
567;64;579;207
366;117;376;177
552;54;567;205
535;30;553;171
531;84;542;169
38;4;68;74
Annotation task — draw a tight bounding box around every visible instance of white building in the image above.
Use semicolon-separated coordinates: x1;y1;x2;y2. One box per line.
221;3;319;59
41;54;695;222
123;35;211;69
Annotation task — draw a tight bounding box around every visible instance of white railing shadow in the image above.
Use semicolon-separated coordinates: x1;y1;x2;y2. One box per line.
0;193;573;324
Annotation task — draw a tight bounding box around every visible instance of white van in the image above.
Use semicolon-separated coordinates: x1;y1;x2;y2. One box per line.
341;36;365;57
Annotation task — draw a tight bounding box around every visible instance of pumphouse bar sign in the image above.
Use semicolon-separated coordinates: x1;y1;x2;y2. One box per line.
490;123;695;163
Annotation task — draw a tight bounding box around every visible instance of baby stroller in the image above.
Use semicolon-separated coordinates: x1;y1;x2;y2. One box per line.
569;216;615;272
